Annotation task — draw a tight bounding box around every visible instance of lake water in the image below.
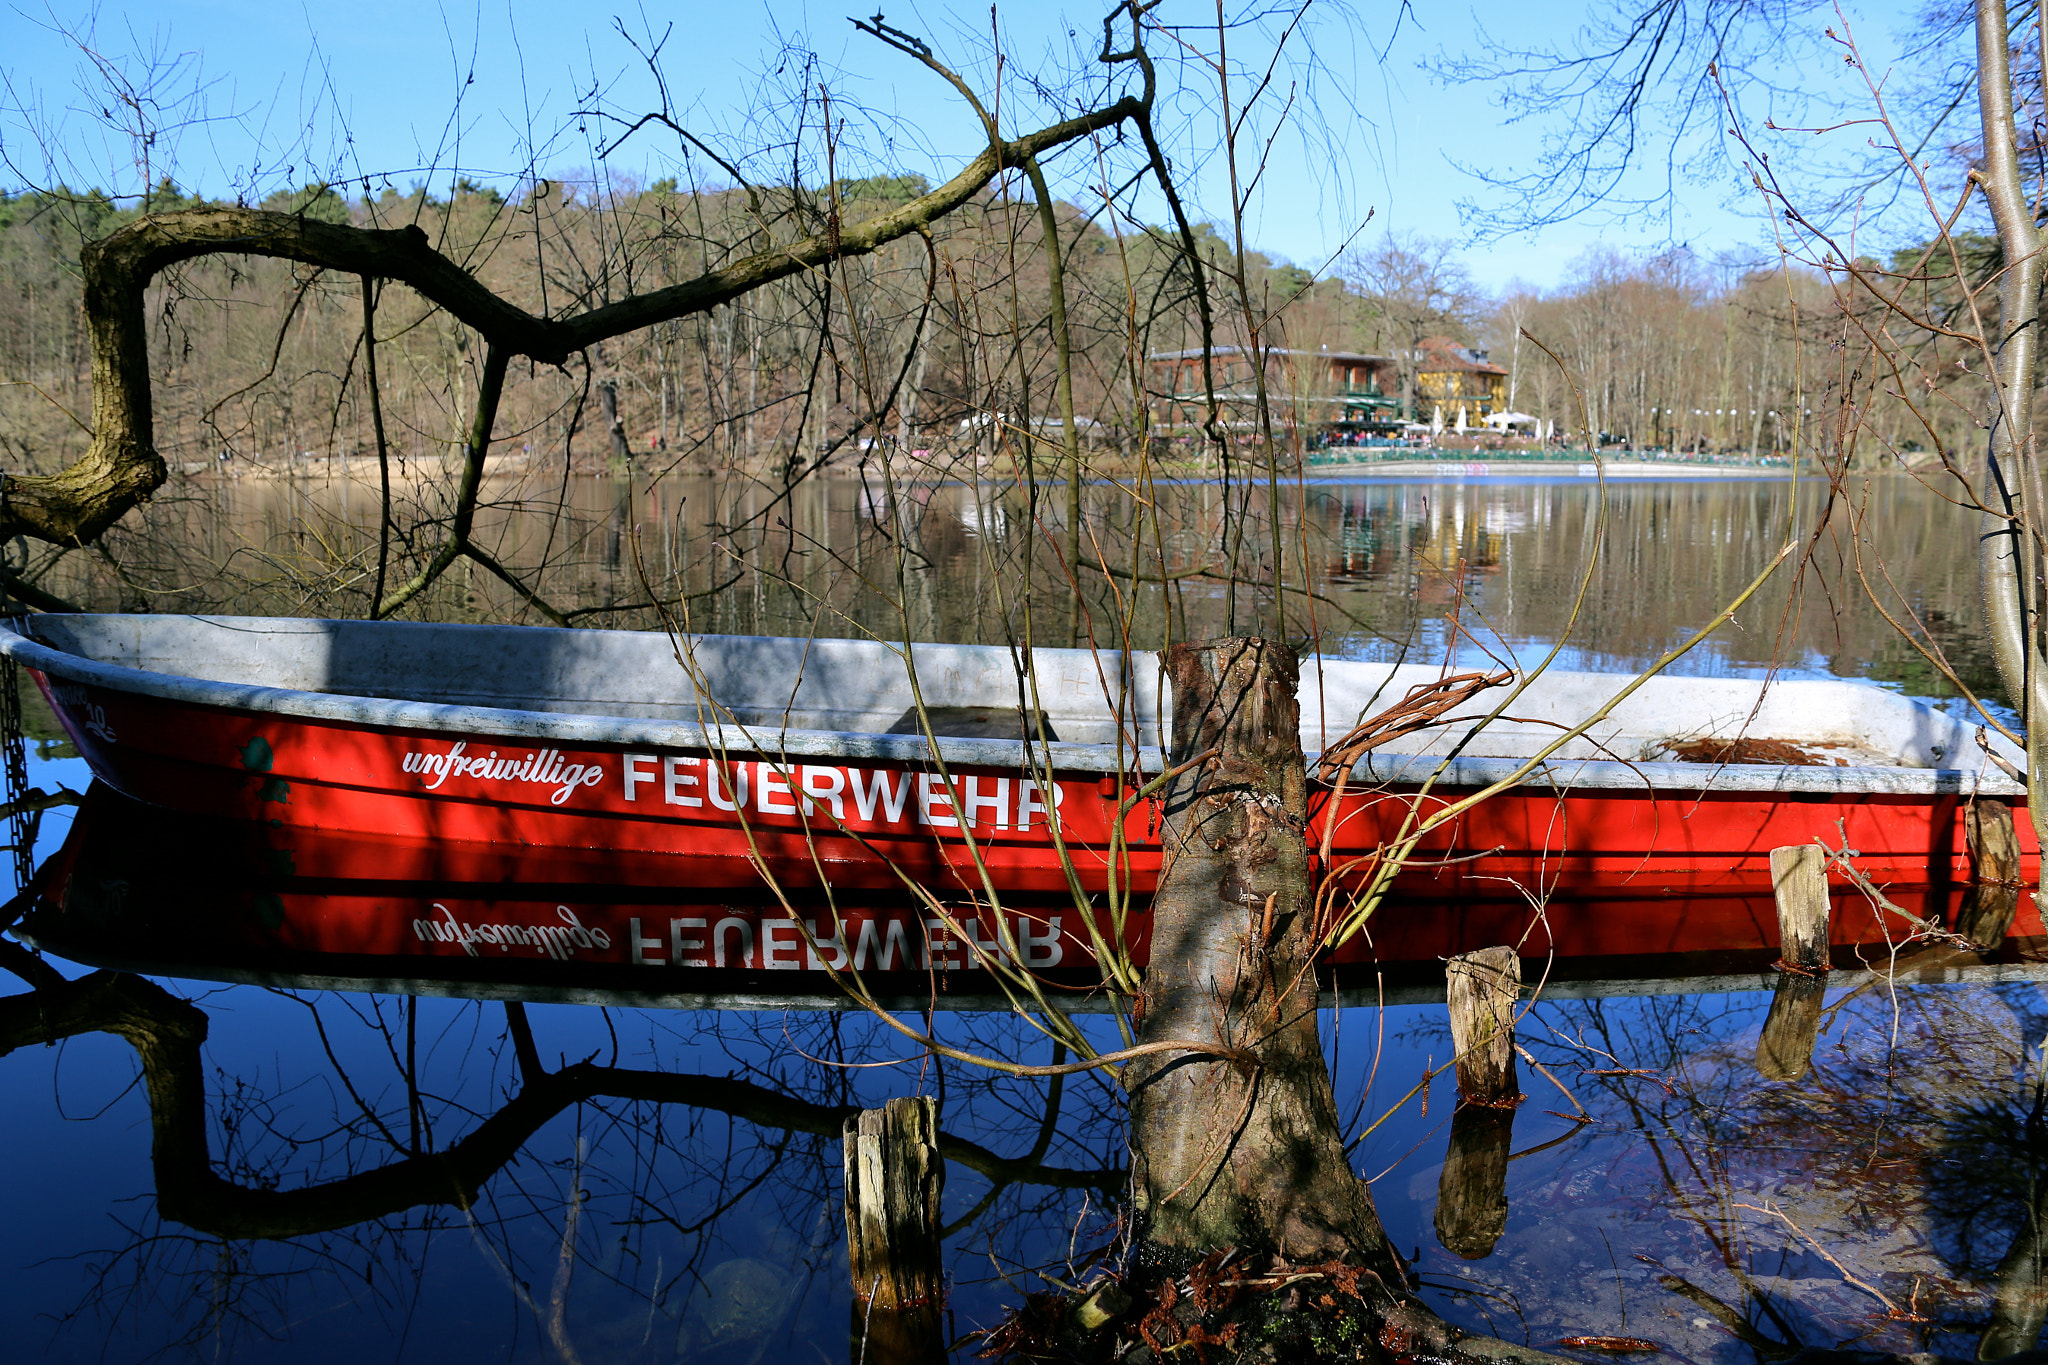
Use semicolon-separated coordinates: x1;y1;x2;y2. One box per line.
2;468;2035;1362
58;464;2005;716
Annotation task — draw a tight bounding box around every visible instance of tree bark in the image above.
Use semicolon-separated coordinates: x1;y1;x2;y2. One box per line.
1973;0;2048;852
1127;638;1400;1273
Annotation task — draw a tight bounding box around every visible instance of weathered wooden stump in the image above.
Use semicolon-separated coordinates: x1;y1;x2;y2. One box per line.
843;1097;945;1363
1445;946;1522;1104
1957;798;2025;949
1756;845;1830;1082
1435;946;1521;1260
1768;845;1831;971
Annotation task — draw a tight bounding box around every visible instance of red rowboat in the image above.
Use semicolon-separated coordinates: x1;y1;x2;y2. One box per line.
1;614;2032;908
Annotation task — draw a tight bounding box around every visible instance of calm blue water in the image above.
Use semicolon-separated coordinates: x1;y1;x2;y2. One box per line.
2;470;2037;1360
3;711;2036;1364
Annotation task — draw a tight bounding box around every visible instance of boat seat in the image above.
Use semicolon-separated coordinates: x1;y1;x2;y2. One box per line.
884;706;1060;743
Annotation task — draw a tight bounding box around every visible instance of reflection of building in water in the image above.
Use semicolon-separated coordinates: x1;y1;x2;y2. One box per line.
1329;495;1381;580
1319;486;1507;584
1418;490;1505;572
1321;486;1419;585
1318;485;1566;645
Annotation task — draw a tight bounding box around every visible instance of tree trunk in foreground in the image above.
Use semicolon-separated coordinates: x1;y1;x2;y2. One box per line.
1973;0;2048;854
1127;638;1399;1273
985;640;1578;1363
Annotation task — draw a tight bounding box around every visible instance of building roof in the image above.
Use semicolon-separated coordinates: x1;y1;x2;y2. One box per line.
1145;346;1395;364
1416;337;1507;376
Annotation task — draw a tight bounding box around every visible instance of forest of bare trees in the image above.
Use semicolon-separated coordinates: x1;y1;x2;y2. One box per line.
0;175;1301;482
8;1;2048;1359
1;180;1992;504
1476;241;1998;464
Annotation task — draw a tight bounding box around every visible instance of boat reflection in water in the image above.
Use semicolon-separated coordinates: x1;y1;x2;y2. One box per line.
12;785;2048;1360
0;891;1124;1363
25;784;2048;1010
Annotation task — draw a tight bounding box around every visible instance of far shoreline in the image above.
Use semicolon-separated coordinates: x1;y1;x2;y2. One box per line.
163;449;1817;485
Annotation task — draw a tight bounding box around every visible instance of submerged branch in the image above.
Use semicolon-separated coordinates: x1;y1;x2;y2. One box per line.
0;968;1121;1240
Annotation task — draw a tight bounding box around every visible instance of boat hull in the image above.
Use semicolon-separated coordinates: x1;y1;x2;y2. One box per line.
29;666;2032;898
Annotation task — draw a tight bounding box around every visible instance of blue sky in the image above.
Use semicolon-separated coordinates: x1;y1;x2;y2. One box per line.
0;0;1923;292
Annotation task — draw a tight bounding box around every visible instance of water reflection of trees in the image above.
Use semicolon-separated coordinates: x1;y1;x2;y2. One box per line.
0;942;1122;1360
23;915;2048;1359
43;471;2004;709
1406;984;2048;1359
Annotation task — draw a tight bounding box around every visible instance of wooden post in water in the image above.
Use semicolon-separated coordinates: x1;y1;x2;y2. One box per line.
1957;798;2025;949
1445;947;1521;1104
843;1097;945;1364
1756;845;1830;1082
1436;947;1522;1260
1769;845;1831;970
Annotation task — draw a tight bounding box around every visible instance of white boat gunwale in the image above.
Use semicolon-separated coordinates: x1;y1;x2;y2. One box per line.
0;615;2023;799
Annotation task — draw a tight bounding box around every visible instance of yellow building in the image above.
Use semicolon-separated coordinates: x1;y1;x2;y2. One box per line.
1413;337;1507;419
1145;341;1504;433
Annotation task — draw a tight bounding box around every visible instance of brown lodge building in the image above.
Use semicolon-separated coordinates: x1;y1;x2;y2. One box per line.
1145;337;1508;437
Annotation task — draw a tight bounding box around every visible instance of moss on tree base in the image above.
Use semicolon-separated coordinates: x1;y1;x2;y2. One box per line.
977;1244;1502;1365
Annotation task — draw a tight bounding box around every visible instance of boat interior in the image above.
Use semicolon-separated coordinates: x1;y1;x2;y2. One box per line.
14;615;2015;777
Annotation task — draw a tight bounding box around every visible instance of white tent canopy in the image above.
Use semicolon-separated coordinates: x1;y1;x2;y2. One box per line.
1483;411;1540;429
